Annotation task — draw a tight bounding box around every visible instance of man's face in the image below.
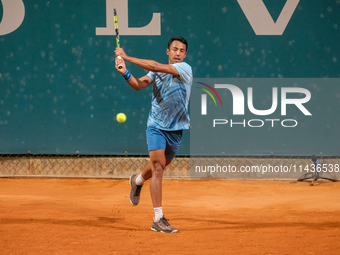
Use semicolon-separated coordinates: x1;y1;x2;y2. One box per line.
167;40;187;64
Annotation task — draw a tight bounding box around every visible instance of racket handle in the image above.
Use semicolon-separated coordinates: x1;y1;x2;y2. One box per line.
116;56;123;69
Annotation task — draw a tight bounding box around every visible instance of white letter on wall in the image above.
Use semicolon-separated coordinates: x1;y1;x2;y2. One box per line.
237;0;300;35
96;0;161;36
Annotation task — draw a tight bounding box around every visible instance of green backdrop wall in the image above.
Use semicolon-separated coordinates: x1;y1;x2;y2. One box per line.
0;0;339;155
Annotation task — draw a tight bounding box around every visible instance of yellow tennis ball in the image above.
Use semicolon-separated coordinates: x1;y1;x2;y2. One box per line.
116;113;126;123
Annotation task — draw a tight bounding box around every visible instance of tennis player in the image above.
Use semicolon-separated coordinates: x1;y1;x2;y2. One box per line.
115;37;192;233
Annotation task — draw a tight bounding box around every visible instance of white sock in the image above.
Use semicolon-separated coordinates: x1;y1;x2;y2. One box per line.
135;174;145;185
154;207;163;222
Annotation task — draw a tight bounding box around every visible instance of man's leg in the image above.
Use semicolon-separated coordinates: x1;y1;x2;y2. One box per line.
136;158;172;182
130;127;180;233
129;155;171;206
148;149;178;233
148;149;166;208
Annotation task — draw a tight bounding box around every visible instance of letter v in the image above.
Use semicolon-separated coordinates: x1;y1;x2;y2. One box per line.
237;0;300;35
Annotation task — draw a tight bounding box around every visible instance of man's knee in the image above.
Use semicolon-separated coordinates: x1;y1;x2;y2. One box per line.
152;161;164;178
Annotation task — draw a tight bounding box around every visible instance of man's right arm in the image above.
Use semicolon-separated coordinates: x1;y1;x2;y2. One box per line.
115;56;153;91
127;74;153;91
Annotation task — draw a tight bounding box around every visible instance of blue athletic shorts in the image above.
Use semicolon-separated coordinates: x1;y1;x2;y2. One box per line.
146;126;183;160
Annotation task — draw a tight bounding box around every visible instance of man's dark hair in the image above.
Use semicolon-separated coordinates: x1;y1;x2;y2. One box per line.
168;36;188;51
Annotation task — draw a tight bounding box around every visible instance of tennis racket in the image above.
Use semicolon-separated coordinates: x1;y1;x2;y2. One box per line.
114;8;123;69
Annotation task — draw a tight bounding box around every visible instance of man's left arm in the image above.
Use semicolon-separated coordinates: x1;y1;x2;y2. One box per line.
115;47;179;76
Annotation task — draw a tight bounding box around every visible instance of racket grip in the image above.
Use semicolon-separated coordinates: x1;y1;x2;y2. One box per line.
116;56;123;69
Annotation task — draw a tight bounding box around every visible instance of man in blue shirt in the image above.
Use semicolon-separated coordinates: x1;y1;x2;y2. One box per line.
115;37;192;233
311;155;321;179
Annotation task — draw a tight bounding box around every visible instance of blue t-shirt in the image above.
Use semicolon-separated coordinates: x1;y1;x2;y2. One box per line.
146;62;192;131
313;159;321;171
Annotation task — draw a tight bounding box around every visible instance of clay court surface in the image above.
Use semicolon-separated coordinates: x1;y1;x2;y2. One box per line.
0;178;339;255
